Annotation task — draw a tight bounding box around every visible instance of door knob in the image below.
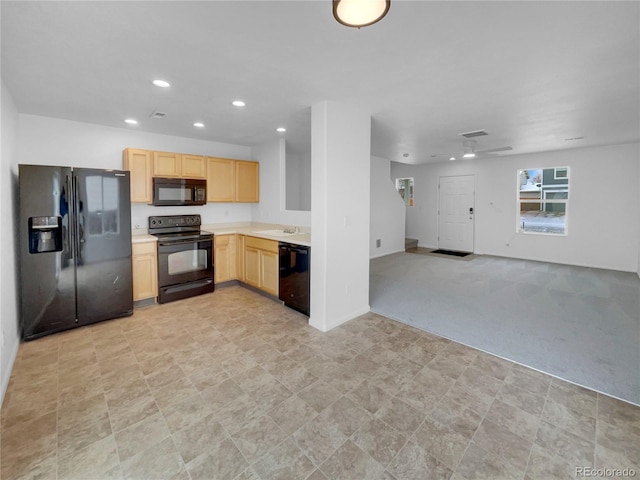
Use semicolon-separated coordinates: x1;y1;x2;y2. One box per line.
469;207;474;214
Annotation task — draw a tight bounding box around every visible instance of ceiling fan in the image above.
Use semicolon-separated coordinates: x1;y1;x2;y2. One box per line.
431;139;513;161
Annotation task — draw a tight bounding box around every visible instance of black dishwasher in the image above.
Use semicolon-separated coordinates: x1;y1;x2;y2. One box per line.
279;243;310;316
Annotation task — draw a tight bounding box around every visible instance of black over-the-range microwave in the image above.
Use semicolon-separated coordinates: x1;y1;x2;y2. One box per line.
152;177;207;206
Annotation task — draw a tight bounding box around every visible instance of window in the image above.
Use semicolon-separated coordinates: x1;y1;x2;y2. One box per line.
518;167;569;235
554;167;568;180
395;177;414;206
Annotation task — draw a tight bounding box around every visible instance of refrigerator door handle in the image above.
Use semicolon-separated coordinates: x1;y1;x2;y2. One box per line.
73;175;82;262
65;172;74;260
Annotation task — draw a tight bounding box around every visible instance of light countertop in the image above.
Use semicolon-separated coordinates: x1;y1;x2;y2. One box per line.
132;223;311;247
203;225;311;247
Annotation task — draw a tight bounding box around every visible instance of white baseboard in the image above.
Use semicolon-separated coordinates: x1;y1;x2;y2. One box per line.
370;249;405;260
309;305;371;332
1;339;19;408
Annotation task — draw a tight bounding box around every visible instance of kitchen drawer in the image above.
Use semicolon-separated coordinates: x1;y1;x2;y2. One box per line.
132;241;157;255
245;236;278;253
215;234;232;247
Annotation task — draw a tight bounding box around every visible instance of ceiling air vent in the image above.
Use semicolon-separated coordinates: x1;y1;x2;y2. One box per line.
459;130;488;138
150;111;167;118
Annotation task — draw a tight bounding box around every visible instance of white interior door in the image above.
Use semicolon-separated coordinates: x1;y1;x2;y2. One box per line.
438;175;475;252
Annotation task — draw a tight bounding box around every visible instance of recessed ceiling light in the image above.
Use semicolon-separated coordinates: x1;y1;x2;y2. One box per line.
152;79;170;88
403;153;409;158
124;118;138;125
449;157;456;161
276;127;286;133
232;100;246;107
463;153;476;158
193;122;205;128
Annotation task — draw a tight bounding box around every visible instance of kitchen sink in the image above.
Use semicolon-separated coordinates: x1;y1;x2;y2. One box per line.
252;229;299;237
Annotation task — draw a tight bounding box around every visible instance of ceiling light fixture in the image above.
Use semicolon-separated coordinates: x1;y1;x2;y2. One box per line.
193;122;205;128
449;157;456;161
124;119;138;125
463;152;476;158
276;127;286;133
333;0;390;28
152;79;171;88
232;100;246;107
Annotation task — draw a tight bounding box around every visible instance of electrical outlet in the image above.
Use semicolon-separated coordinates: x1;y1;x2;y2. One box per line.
376;238;381;248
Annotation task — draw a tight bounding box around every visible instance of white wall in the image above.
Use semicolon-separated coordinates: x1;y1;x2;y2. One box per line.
251;138;311;228
370;156;406;258
16;114;254;228
310;101;370;331
285;150;311;212
286;151;301;211
392;143;640;272
1;81;20;406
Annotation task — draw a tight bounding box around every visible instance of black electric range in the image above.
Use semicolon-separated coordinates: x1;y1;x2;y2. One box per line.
148;215;214;303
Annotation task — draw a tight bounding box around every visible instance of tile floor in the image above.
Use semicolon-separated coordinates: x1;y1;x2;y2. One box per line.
1;285;639;480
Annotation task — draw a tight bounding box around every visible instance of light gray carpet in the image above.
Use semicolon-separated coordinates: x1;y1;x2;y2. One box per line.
370;252;640;405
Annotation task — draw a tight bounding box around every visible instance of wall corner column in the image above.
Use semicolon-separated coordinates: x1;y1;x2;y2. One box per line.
309;101;371;331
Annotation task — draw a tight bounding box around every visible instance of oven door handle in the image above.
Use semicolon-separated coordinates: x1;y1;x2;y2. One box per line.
158;239;212;248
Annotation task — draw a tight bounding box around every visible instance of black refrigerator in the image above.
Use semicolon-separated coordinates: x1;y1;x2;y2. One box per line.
19;164;134;340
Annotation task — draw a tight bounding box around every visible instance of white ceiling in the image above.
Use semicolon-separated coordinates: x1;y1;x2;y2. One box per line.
2;1;639;165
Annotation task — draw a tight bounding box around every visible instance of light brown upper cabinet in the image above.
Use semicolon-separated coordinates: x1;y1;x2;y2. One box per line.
124;148;258;203
235;160;259;203
123;149;153;203
180;154;207;179
153;151;181;177
206;157;235;202
207;157;259;203
154;152;206;178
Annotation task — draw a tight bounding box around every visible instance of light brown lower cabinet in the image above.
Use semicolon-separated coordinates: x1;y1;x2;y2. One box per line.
236;234;246;282
244;246;261;287
132;241;157;301
243;236;278;296
259;250;279;296
214;234;237;283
